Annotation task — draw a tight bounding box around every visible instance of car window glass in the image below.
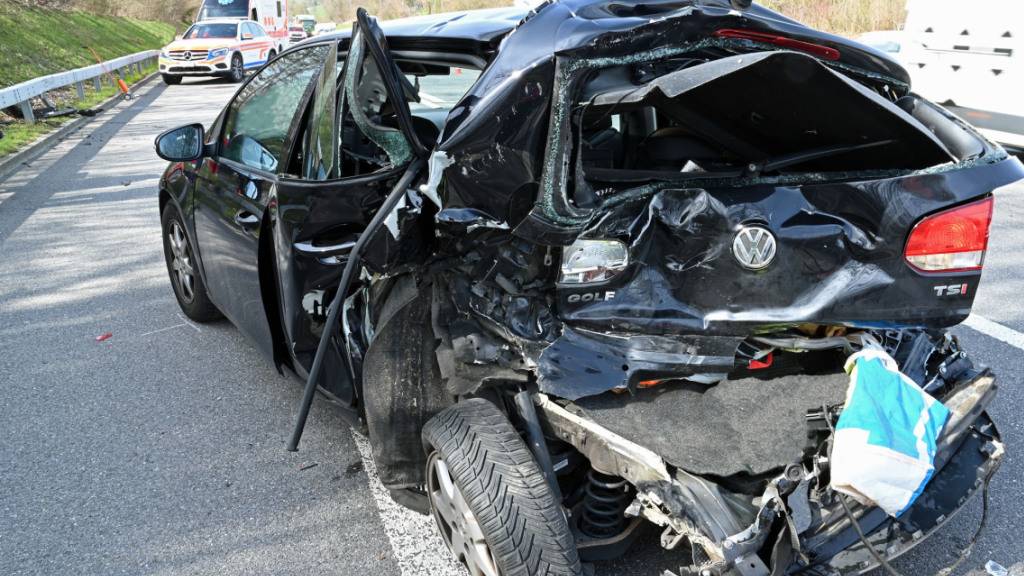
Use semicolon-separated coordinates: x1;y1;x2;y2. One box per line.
407;68;481;112
184;23;237;39
304;43;340;180
221;45;328;172
338;29;413;176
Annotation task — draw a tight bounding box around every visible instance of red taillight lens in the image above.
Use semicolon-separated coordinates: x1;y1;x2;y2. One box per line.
904;197;994;273
713;29;841;61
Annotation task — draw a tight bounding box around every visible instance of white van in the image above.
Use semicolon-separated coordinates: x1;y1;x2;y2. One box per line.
860;0;1023;150
197;0;289;54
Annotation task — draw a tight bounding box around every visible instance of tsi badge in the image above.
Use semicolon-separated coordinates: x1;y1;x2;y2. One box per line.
733;225;777;270
934;283;968;297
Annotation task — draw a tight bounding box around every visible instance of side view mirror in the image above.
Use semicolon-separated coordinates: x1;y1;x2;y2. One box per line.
241;32;254;40
155;123;205;162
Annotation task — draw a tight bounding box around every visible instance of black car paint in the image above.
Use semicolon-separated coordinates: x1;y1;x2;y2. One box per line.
156;1;1023;574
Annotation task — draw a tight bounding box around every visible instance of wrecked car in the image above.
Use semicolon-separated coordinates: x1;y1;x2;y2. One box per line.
154;1;1024;574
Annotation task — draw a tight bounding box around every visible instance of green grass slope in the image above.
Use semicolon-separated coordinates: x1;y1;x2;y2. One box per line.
0;2;175;88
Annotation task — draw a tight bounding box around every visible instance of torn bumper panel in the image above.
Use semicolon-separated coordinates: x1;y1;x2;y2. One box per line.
533;369;1004;576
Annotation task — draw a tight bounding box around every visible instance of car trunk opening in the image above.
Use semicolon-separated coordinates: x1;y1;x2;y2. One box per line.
573;50;974;200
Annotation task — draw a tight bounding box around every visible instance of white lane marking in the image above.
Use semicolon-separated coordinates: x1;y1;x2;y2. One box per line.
139;323;187;338
349;430;466;576
962;314;1024;352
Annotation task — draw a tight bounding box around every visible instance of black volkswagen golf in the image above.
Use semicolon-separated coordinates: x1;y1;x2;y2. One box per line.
155;2;1023;575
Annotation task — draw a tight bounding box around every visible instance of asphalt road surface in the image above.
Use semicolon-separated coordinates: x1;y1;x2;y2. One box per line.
2;76;1023;576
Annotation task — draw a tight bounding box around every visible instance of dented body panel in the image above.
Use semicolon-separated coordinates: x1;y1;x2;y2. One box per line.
159;2;1023;574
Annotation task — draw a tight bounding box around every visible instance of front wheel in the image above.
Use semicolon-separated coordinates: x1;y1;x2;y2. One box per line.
228;54;244;83
422;399;582;576
161;204;221;322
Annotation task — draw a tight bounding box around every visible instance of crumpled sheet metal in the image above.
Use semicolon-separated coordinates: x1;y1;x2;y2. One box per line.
559;187;895;330
537;326;739;400
519;46;963;242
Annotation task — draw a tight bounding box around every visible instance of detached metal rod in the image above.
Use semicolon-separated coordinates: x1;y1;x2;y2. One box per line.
288;159;424;451
515;390;563;502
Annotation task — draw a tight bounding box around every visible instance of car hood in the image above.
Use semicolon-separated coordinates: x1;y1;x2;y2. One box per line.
163;38;235;51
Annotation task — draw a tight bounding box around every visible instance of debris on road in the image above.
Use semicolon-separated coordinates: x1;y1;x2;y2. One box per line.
95;332;113;342
986;560;1009;576
298;462;319;471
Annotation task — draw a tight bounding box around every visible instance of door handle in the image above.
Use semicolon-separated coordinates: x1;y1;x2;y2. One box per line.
294;240;356;257
234;211;260;228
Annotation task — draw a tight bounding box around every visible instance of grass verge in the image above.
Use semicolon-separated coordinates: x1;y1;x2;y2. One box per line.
0;2;173;159
759;0;905;37
0;3;174;88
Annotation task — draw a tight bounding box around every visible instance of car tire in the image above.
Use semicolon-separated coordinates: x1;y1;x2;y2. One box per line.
267;49;277;62
161;204;221;322
161;74;181;85
422;399;582;576
229;54;244;83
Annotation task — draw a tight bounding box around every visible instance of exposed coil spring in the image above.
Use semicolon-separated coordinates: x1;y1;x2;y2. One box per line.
579;470;632;538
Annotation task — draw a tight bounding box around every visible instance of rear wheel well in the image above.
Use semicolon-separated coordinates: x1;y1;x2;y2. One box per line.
158;189;171;215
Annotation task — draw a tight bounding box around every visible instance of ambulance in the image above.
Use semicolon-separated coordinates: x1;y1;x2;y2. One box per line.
196;0;289;54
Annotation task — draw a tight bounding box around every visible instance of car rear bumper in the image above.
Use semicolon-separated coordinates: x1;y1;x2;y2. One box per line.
801;412;1002;574
532;370;1005;575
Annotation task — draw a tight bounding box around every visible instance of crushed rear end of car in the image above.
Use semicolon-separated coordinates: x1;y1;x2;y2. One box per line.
351;1;1024;574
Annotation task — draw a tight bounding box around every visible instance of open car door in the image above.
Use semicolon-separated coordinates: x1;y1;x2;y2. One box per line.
272;9;426;407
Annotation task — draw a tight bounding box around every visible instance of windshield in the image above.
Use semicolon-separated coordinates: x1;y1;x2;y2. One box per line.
183;23;238;40
198;0;247;18
407;68;481;111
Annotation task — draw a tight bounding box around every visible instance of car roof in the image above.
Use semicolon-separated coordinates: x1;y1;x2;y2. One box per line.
191;18;245;26
314;7;528;45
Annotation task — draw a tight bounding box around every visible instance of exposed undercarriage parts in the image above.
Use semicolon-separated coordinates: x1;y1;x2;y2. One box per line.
279;1;1024;575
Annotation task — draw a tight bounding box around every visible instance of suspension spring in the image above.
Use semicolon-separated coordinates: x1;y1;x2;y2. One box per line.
579;470;633;538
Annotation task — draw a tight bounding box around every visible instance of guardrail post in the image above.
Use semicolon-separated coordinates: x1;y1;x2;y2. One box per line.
19;100;35;124
76;81;85;100
93;76;102;91
118;68;125;81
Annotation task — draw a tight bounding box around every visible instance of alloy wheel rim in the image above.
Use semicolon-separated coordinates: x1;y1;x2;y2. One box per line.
233;58;242;79
168;221;196;303
427;452;500;576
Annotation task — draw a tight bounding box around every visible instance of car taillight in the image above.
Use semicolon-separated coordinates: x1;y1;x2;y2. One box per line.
713;29;841;61
904;197;994;273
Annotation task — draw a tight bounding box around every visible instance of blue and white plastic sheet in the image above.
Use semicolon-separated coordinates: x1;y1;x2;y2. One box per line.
830;348;951;517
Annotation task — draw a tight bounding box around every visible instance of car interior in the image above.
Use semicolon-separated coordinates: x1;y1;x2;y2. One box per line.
571;53;985;204
288;46;483;179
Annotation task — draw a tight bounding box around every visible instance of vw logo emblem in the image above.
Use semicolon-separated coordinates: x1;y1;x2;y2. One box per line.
732;225;777;270
183;51;192;61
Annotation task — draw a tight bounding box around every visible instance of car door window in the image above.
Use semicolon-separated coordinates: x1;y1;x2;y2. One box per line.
338;28;414;176
220;45;328;172
304;43;340;180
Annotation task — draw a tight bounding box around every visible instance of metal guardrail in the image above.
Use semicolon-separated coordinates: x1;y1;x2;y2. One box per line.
0;50;159;124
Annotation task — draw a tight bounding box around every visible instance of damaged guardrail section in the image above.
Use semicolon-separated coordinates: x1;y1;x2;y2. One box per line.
0;50;158;124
